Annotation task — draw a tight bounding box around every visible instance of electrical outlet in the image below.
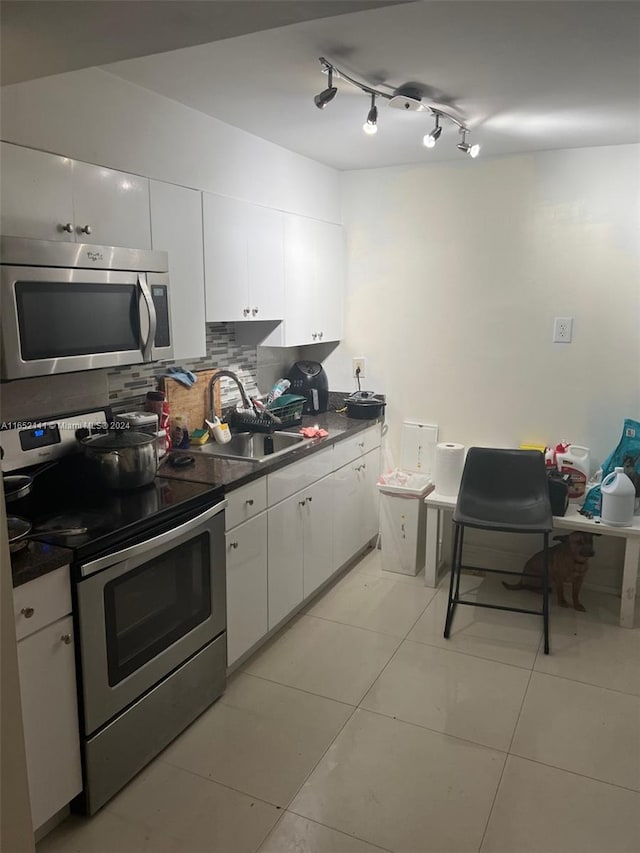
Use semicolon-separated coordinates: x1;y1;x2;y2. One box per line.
553;317;573;343
352;357;366;378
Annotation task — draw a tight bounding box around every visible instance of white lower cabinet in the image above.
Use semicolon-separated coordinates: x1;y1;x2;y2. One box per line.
267;474;335;630
225;513;268;667
333;443;381;571
13;567;82;832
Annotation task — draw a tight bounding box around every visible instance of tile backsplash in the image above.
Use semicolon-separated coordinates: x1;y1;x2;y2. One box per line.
0;324;298;421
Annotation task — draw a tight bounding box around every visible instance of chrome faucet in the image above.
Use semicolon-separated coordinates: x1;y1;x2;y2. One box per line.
209;370;253;421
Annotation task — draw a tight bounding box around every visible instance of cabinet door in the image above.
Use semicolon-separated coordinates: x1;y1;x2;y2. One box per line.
72;161;151;248
246;204;284;321
302;475;335;598
226;514;268;666
150;181;206;360
360;447;381;544
332;463;361;571
203;193;249;321
280;213;315;345
314;220;345;343
0;142;74;241
268;493;304;629
17;615;82;831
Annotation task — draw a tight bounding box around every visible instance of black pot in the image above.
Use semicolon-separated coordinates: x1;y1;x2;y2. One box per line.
344;392;386;420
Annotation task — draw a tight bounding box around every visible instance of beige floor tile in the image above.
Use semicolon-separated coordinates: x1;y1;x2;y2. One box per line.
511;672;640;791
244;614;400;704
160;672;353;806
534;595;640;695
258;812;391;853
37;809;187;853
106;760;279;853
353;547;428;587
305;571;437;638
481;755;640;853
408;582;543;669
361;640;530;750
290;708;505;853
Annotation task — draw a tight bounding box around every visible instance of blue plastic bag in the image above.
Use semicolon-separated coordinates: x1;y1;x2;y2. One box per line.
582;418;640;515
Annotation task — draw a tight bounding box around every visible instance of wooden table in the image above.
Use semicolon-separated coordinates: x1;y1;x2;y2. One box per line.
423;491;640;628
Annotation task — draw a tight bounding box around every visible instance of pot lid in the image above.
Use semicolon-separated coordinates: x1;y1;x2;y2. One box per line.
80;431;156;451
346;391;385;405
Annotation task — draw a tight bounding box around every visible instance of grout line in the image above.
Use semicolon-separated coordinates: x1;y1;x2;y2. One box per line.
234;670;361;708
503;752;640;795
279;809;394;853
529;665;640;699
298;610;411;640
405;629;541;671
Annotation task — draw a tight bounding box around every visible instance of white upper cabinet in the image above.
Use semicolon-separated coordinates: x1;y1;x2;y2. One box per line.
0;142;151;249
203;192;284;322
150;180;206;360
72;160;151;249
1;143;75;241
262;213;344;347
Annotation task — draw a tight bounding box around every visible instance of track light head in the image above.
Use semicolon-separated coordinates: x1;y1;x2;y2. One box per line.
422;115;442;148
314;67;337;109
363;93;378;135
457;129;480;158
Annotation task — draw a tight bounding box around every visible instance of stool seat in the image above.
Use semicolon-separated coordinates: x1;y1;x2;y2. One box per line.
444;447;553;654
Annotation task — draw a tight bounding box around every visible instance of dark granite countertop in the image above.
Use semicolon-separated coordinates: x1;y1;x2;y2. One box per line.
158;410;383;490
10;405;383;587
11;541;74;588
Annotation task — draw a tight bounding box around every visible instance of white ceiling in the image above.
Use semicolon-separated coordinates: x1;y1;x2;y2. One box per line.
101;1;640;170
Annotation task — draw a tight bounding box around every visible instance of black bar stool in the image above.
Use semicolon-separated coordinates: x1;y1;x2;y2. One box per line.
443;447;554;654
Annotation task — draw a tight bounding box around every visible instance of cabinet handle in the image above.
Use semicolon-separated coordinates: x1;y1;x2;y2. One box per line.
312;333;317;341
307;496;313;503
252;307;259;316
361;463;367;470
319;331;323;340
78;224;92;235
298;500;307;507
229;541;239;549
245;498;254;506
20;607;34;619
243;307;251;317
358;441;365;449
61;634;72;645
60;222;73;233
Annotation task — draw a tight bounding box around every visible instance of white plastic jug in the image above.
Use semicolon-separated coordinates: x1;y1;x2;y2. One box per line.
601;467;635;527
556;445;590;500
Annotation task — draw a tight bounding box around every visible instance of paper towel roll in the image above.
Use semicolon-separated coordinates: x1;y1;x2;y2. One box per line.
435;443;465;496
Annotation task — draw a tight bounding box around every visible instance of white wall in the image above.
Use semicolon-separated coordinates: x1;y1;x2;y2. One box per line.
0;67;341;221
325;144;640;471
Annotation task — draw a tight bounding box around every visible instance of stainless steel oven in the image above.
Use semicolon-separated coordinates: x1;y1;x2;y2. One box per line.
75;498;226;814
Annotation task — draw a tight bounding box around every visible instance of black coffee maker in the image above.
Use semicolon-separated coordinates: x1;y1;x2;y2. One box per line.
286;361;329;414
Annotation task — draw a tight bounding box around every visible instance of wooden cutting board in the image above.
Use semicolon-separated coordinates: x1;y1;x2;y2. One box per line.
161;369;221;433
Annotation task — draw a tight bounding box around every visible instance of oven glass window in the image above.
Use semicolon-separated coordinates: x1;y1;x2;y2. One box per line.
104;533;211;686
16;281;139;360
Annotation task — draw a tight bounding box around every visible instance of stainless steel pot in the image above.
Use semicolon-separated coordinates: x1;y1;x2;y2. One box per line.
79;431;158;490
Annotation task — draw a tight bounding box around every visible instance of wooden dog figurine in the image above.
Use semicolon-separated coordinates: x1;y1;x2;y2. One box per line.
503;531;598;611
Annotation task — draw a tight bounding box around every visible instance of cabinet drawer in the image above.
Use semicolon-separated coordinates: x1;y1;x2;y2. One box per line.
267;446;334;506
332;425;382;471
14;566;72;641
225;477;268;531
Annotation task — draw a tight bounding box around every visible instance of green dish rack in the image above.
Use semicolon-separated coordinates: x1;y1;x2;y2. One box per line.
228;394;306;433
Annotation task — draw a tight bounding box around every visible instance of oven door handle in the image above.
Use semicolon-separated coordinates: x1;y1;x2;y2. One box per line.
80;499;227;578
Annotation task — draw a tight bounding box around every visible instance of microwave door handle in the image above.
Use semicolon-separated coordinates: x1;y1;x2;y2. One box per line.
138;273;157;362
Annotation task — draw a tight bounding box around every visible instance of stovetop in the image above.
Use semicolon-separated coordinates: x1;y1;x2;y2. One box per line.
8;454;223;563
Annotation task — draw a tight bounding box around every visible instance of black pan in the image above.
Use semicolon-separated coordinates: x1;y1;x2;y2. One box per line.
3;462;57;503
8;515;87;554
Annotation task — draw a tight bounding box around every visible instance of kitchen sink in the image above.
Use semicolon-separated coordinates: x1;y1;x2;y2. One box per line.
191;431;314;464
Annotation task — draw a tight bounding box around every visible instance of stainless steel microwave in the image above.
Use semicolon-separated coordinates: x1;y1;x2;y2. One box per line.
0;237;173;381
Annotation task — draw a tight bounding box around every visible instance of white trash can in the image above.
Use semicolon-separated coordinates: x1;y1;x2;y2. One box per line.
378;471;434;576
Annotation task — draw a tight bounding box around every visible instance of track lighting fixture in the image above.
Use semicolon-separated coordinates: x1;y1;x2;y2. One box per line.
363;93;378;135
313;67;337;109
422;115;442;148
314;57;480;158
457;129;481;158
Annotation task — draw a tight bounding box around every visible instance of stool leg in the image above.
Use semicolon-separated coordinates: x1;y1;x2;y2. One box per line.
444;524;461;639
542;532;550;654
454;525;465;601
